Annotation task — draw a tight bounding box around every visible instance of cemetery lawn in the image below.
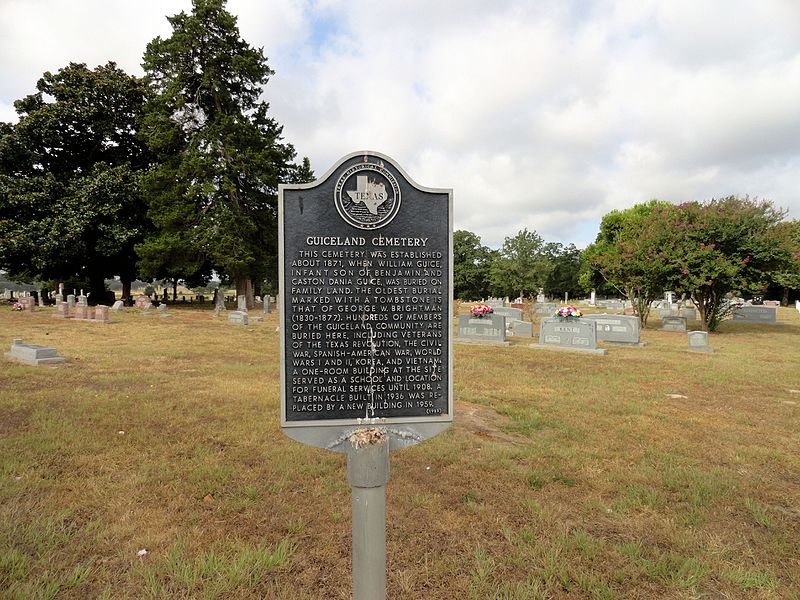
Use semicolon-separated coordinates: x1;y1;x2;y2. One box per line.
1;306;799;599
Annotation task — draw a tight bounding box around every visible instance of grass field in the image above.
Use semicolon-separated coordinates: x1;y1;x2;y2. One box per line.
1;303;799;599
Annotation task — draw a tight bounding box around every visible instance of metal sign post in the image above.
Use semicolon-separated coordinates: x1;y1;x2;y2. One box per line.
278;151;453;599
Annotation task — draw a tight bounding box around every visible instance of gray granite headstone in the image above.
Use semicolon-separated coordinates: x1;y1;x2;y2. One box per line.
506;319;533;338
534;318;607;355
681;307;697;321
731;306;778;323
111;300;124;312
156;303;167;312
660;316;687;332
5;339;65;365
237;295;248;312
687;330;713;353
534;303;557;316
67;294;76;309
77;294;88;306
228;310;249;325
456;314;509;345
492;306;523;321
582;314;644;345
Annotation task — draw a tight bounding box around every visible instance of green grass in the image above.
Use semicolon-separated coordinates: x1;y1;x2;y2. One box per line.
1;304;799;597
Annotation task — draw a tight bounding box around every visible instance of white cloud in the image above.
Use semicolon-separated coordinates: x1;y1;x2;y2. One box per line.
2;0;799;249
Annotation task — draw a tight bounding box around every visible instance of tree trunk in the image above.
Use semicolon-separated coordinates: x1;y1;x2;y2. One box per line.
173;279;178;302
88;275;107;306
121;278;132;304
213;287;225;315
236;274;255;310
782;287;789;306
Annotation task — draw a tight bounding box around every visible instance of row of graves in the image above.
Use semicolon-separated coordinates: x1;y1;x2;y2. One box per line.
456;293;791;355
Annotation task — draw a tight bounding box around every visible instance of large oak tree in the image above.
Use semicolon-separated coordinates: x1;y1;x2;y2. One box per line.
0;62;149;302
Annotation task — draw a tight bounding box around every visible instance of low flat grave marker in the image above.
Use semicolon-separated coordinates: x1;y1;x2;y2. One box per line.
5;338;65;365
279;151;452;599
228;310;248;325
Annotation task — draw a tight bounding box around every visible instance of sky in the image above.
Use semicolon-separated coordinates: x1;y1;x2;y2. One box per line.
1;0;799;249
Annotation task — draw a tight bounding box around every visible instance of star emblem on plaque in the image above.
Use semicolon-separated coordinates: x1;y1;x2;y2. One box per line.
334;157;401;230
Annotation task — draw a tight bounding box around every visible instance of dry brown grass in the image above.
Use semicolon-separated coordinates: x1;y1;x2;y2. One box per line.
1;303;798;599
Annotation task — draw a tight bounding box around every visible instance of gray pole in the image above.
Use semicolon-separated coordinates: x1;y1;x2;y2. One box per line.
347;431;389;600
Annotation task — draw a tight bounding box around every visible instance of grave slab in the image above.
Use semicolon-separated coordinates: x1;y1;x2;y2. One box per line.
5;339;65;365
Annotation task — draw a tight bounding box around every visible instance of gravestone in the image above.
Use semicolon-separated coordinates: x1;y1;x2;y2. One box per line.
228;310;249;325
77;294;88;306
111;300;124;312
74;304;91;320
506;319;533;338
534;318;607;355
762;300;780;308
534;303;557;316
485;297;505;309
582;314;644;345
731;306;778;323
5;339;65;365
456;314;509;345
156;303;167;312
687;331;713;353
93;305;111;323
20;297;36;312
681;307;697;321
52;301;70;318
660;316;687;332
67;294;76;309
55;293;63;304
237;295;248;312
492;306;523;321
796;299;800;313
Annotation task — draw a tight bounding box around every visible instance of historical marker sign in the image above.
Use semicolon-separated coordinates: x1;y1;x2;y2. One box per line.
279;151;453;449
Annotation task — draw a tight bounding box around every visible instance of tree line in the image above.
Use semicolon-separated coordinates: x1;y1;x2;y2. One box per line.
456;198;800;331
0;0;311;307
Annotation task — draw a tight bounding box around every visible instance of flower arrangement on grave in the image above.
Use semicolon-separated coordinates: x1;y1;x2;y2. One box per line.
11;302;23;311
470;303;494;318
555;305;582;320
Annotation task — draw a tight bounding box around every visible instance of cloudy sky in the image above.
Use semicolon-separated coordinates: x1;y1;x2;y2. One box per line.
1;0;799;248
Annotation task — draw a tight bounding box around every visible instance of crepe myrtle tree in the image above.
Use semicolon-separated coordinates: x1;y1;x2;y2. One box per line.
665;196;795;331
581;201;676;327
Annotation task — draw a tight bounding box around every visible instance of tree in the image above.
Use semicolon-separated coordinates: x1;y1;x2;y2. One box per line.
766;220;800;305
453;230;493;299
488;228;550;300
666;197;794;331
0;62;149;302
140;0;307;308
581;200;676;326
543;242;583;300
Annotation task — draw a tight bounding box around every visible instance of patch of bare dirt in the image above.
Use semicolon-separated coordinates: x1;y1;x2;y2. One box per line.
0;407;33;435
454;400;526;445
